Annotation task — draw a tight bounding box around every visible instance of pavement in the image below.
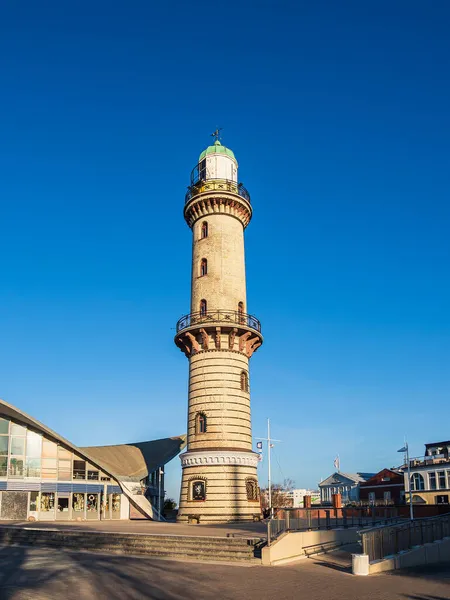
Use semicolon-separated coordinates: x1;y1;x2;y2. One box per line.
0;519;267;538
0;545;449;600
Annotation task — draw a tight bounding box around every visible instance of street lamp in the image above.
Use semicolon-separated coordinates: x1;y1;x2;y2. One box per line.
398;442;414;521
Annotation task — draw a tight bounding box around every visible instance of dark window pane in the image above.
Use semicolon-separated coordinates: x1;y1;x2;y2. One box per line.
192;481;205;501
0;419;9;434
0;437;8;456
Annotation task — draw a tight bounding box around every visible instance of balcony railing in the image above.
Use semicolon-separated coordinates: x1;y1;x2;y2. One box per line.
176;310;261;333
185;179;251;204
409;455;450;468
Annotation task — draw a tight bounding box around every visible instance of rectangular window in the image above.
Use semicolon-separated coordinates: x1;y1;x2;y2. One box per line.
57;497;69;513
368;492;376;504
436;495;449;504
429;473;437;490
10;437;25;456
58;460;71;480
0;419;9;434
384;491;391;501
10;423;26;436
9;457;24;477
0;457;7;476
73;460;86;480
42;458;57;479
25;458;41;477
72;493;85;513
87;470;99;481
29;491;39;511
0;437;8;456
42;439;57;458
40;492;55;512
26;432;42;458
438;471;446;489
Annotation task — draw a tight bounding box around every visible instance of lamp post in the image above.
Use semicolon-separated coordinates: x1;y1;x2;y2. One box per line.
398;443;414;521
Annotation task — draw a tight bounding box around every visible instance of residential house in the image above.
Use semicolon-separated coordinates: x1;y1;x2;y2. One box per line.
359;468;404;505
319;472;375;505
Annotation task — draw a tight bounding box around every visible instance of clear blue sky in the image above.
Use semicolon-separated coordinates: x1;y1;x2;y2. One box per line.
1;1;449;500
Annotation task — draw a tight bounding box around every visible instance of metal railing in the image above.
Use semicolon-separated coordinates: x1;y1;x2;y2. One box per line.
360;513;450;562
266;507;402;546
176;310;261;334
185;178;251;204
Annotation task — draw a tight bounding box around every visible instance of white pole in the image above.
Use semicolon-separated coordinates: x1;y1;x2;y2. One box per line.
406;443;414;521
158;467;161;521
268;418;272;518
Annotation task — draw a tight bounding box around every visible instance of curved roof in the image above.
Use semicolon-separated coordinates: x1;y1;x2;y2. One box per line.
0;398;186;482
81;438;186;481
199;140;236;161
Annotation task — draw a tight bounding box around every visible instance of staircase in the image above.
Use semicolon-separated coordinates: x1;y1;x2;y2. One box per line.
0;526;264;563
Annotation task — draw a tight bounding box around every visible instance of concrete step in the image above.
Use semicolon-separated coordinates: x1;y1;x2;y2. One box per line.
0;527;264;563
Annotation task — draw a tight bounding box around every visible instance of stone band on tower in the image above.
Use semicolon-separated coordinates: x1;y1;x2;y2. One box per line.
175;139;263;523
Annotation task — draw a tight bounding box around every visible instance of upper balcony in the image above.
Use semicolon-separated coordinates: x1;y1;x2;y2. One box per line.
176;309;261;334
185;178;251;205
409;455;450;469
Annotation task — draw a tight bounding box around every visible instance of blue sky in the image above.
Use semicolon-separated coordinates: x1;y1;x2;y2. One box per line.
0;1;449;500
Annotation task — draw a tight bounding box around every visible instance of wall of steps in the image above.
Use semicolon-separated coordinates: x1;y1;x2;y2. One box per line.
0;526;264;563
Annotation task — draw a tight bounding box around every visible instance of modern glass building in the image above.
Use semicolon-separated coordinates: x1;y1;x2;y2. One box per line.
0;399;185;521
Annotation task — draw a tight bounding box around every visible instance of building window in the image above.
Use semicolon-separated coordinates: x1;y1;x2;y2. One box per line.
238;301;244;324
438;471;446;489
411;473;425;491
196;413;207;434
192;480;206;501
384;491;391;502
200;258;207;277
240;371;249;392
201;221;208;239
246;478;258;501
429;472;437;490
73;460;86;480
200;299;207;316
199;159;207;181
368;492;376;505
436;495;449;504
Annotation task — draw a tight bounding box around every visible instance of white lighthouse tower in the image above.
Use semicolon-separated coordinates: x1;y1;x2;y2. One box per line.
175;136;263;523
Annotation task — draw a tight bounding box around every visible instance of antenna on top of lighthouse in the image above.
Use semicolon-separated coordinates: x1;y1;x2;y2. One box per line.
211;128;223;142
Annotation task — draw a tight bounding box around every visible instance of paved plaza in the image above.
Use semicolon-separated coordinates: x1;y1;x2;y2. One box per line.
0;519;267;538
0;545;448;600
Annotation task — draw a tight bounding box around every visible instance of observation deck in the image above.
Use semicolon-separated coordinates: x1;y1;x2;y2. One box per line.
176;309;261;334
175;310;263;358
185;178;251;205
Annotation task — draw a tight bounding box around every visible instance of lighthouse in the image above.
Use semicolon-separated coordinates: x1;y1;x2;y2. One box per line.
175;136;263;523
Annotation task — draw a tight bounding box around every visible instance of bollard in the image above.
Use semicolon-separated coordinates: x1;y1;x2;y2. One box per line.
352;554;369;576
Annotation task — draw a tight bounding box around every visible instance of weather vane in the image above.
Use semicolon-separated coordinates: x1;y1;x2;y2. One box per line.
211;128;222;141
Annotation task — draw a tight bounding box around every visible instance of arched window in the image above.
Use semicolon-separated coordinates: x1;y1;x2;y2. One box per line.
240;371;249;392
200;299;207;317
192;480;206;501
238;301;244;324
201;221;208;239
411;473;425;491
196;412;207;434
246;478;258;501
200;258;207;277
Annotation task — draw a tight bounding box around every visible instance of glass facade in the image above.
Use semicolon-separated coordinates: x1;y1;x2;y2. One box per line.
0;416;123;521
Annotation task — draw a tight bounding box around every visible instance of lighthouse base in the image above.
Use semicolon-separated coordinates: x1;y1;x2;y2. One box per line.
177;450;261;524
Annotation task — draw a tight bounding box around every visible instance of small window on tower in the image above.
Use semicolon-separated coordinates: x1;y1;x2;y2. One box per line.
200;299;207;317
199;159;207;181
200;258;207;277
196;412;207;434
240;371;249;392
238;301;244;324
246;478;258;501
201;222;208;239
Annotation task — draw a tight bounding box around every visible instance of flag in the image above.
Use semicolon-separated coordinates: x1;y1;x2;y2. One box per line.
334;455;340;470
256;441;263;450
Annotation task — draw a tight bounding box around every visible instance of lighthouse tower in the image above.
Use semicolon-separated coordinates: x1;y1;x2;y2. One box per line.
175;138;263;523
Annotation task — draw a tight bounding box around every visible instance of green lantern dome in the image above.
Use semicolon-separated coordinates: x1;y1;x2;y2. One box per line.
199;140;236;162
